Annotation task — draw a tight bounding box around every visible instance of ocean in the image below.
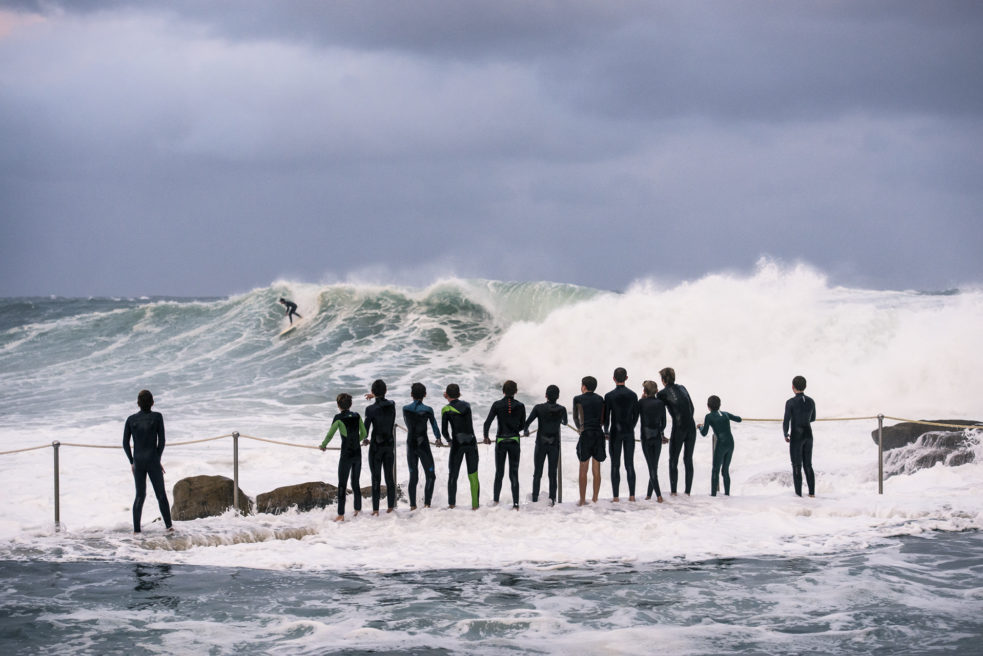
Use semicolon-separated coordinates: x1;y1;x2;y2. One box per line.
1;264;981;653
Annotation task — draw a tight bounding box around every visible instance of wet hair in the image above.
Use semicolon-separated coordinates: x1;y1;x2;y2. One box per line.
581;376;597;392
336;393;352;410
137;390;154;412
707;395;721;412
792;375;807;392
502;380;517;396
642;380;658;397
659;367;676;386
371;379;387;397
445;383;461;399
545;385;560;403
613;367;627;383
411;382;427;400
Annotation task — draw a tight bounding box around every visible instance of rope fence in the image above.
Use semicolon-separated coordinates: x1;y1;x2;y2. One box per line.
1;414;979;529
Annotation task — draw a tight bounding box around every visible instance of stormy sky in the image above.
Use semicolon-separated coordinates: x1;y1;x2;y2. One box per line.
1;1;981;297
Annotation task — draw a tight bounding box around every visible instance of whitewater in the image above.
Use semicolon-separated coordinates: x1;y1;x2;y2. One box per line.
1;262;981;654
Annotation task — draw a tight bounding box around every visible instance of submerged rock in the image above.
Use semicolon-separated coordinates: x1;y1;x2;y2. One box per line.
171;475;252;520
870;420;981;450
882;430;980;477
256;481;338;514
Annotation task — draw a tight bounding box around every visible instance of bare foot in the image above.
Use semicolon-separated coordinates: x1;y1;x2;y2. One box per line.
472;506;479;511
591;496;599;503
808;494;815;498
448;505;456;509
386;508;394;514
645;496;651;501
612;497;620;503
629;496;635;502
166;526;174;533
512;504;519;511
334;515;344;522
353;511;359;517
670;492;678;497
424;505;430;509
410;506;417;511
657;496;664;503
577;500;587;506
371;511;379;516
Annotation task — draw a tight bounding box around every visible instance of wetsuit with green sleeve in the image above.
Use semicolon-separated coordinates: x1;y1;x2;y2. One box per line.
441;399;480;508
603;385;640;498
657;383;697;494
638;396;667;499
783;392;816;496
524;402;567;504
364;397;397;511
483;396;526;507
403;400;442;507
699;410;742;496
321;410;367;515
124;409;172;532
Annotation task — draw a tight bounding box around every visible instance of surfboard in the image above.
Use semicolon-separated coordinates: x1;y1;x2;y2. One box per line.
279;323;299;337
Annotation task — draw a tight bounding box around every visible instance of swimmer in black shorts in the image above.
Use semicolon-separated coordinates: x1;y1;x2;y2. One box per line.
572;375;606;506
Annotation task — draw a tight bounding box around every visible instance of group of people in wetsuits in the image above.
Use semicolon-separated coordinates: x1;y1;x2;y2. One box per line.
122;366;816;531
316;368;818;522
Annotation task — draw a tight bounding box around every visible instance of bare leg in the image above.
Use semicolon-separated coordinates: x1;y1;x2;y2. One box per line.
578;461;588;505
591;459;601;503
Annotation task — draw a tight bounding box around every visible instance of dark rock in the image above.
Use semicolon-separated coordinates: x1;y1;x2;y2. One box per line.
256;481;338;514
870;419;981;450
171;475;252;520
882;429;979;477
359;485;404;501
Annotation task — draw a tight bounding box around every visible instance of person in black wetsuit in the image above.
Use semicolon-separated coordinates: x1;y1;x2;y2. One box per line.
783;375;817;497
123;389;173;534
573;375;606;506
278;298;302;324
320;393;367;521
639;379;668;503
441;384;480;510
523;385;568;506
483;380;526;510
403;382;444;509
362;379;397;515
603;368;639;502
656;367;697;496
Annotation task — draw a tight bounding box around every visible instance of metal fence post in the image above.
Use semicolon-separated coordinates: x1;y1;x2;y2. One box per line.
877;415;884;495
232;431;240;514
557;441;563;504
52;441;61;530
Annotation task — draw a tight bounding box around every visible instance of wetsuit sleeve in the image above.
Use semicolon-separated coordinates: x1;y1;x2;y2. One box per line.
156;413;165;458
727;412;742;423
782;399;793;437
320;420;344;448
699;414;711;436
523;406;539;432
561;406;568;426
441;406;452;441
518;404;527;431
428;409;440;441
810;400;816;424
123;417;134;464
602;394;611;433
364;407;375;436
631;398;640;429
483;404;496;439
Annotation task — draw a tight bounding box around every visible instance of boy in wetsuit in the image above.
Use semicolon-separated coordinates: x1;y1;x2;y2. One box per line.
123;389;173;534
441;384;480;510
698;395;742;497
524;384;568;506
573;376;606;506
362;379;397;515
403;382;444;509
783;375;817;497
278;297;302;324
320;393;367;521
603;367;639;502
483;380;526;510
656;367;697;496
638;380;668;503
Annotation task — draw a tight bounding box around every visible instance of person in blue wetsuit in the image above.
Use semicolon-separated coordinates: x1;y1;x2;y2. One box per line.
483;380;526;510
523;384;567;506
123;389;173;534
278;297;302;324
698;395;742;497
441;384;480;510
362;379;397;515
603;367;639;502
638;380;668;503
320;393;367;521
656;367;697;496
403;382;444;509
573;376;606;506
783;375;817;497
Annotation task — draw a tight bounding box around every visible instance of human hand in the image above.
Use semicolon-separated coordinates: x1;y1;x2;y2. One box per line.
319;445;326;451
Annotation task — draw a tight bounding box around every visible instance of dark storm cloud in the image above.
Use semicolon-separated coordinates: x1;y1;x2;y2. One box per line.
0;1;981;296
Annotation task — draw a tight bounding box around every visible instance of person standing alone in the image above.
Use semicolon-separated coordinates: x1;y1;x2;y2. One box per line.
123;389;173;534
783;375;817;497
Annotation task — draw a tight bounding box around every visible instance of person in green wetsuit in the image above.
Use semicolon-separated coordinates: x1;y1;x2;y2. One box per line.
441;384;480;510
697;395;742;497
319;393;367;521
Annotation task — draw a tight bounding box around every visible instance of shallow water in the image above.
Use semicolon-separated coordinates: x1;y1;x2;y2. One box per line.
2;530;980;655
